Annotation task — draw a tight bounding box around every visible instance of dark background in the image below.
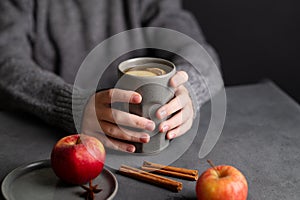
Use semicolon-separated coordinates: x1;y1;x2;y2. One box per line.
183;0;300;103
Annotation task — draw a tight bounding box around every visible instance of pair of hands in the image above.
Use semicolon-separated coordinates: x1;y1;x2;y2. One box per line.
81;71;194;153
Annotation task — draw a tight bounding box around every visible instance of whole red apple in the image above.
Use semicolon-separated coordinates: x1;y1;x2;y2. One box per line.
196;161;248;200
51;134;105;185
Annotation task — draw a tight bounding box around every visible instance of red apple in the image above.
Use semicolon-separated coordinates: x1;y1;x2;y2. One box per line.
196;161;248;200
51;134;106;185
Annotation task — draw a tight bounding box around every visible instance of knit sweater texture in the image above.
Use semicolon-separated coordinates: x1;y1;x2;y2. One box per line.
0;0;221;132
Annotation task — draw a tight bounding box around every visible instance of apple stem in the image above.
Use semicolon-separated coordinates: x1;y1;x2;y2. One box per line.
207;160;221;177
76;135;82;144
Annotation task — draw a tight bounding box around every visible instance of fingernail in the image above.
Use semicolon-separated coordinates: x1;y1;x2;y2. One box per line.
132;95;141;103
161;125;169;133
172;77;179;87
140;134;150;143
168;132;176;139
126;146;135;153
159;109;167;119
146;121;155;131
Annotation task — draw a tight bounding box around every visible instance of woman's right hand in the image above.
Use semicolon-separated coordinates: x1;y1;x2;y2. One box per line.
81;88;155;153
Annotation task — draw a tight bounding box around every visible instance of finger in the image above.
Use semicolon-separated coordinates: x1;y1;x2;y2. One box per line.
169;71;188;88
156;90;189;120
159;106;191;133
80;130;136;153
105;137;136;153
166;119;193;140
175;84;189;94
96;88;142;104
99;121;150;143
97;107;155;131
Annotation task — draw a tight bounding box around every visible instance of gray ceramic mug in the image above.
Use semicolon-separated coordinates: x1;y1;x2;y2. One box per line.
116;57;176;154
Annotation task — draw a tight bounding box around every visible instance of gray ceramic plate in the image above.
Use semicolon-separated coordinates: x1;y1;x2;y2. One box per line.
1;160;118;200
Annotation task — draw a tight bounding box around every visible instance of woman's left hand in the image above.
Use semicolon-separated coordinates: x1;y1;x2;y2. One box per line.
156;71;195;139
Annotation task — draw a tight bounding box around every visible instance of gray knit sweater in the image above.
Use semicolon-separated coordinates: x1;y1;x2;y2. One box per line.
0;0;221;132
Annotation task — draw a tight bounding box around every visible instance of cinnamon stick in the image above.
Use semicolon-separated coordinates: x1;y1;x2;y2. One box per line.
141;166;198;181
143;161;198;177
118;165;182;192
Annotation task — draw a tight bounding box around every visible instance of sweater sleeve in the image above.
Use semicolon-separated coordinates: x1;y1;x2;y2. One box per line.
141;0;223;111
0;0;87;132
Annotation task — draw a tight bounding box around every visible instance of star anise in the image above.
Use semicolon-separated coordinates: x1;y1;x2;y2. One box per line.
80;180;102;200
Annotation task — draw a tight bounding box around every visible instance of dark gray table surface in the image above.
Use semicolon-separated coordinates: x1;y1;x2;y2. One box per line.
1;82;300;200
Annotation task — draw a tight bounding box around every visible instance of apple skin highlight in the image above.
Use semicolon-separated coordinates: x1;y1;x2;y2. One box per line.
51;134;106;185
196;165;248;200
